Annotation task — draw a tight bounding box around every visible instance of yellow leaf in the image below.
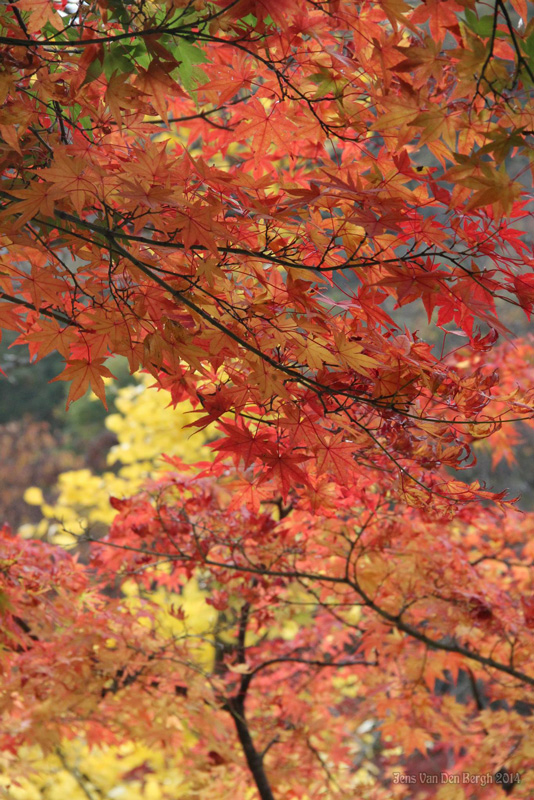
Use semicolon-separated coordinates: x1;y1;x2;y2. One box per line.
334;333;380;375
24;486;44;506
228;663;251;674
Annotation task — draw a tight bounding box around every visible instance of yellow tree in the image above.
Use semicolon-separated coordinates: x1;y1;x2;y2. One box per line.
9;377;225;800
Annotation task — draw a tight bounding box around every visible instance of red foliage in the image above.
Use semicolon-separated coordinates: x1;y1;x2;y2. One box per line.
2;0;534;796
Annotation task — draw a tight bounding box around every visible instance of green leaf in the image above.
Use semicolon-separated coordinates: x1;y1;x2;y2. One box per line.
238;13;258;27
82;57;103;87
465;10;495;38
174;39;209;67
0;588;11;613
106;0;131;30
522;31;534;60
172;39;209;91
67;104;94;140
103;43;139;79
78;116;95;142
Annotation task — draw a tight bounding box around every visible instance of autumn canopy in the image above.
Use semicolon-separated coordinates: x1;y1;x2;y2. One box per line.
2;0;534;796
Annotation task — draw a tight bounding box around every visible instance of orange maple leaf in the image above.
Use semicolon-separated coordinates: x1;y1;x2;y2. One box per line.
314;433;356;484
52;358;115;409
23;321;77;361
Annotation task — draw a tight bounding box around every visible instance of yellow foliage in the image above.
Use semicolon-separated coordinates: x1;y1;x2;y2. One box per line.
123;575;217;670
27;376;215;544
23;487;43;506
0;741;190;800
105;378;213;468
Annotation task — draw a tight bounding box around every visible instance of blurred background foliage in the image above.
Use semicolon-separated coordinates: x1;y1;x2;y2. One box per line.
18;369;215;544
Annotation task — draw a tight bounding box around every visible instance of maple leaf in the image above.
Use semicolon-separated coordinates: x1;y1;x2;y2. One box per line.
0;303;22;332
22;321;77;361
38;155;99;218
214;422;275;469
313;433;356;484
333;333;380;375
1;184;60;229
513;273;534;318
15;0;62;31
135;63;185;124
521;597;534;629
105;72;144;130
52;358;115;409
259;450;311;500
226;473;274;513
238;98;296;164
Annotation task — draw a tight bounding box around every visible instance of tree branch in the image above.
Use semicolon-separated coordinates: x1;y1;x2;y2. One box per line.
226;697;276;800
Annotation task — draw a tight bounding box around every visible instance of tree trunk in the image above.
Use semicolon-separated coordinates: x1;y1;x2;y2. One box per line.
229;699;275;800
